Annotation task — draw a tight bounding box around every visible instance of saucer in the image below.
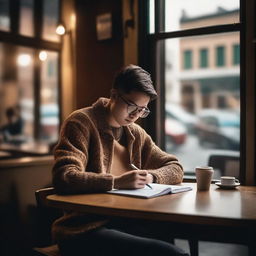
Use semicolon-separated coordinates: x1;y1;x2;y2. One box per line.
215;182;240;189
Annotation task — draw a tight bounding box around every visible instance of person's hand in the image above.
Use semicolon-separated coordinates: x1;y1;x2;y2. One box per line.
113;170;150;189
146;173;154;184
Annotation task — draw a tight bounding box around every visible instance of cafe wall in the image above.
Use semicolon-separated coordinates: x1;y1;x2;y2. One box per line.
75;0;124;109
61;0;139;119
0;157;54;256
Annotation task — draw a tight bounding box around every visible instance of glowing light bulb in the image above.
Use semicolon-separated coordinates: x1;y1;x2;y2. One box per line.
17;54;31;67
39;51;47;61
56;24;66;35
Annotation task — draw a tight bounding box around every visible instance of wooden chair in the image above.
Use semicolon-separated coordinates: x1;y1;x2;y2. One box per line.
33;187;62;256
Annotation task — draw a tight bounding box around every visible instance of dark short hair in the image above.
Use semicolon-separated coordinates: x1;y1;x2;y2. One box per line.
6;107;16;118
112;64;157;101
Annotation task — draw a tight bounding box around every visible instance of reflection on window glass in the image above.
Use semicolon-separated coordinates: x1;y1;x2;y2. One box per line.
20;0;34;36
162;0;239;32
0;43;34;144
149;0;155;34
40;51;59;143
163;31;240;178
42;0;60;42
0;0;10;31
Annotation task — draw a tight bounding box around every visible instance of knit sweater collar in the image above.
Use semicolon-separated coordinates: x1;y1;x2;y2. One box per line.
92;97;112;134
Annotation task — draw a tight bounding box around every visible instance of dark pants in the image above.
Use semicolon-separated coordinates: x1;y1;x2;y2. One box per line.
58;219;189;256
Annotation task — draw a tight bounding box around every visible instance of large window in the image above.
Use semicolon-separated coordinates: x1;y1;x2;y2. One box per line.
143;0;243;180
0;0;61;154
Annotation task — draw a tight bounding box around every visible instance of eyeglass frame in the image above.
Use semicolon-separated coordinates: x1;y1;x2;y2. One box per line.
118;94;150;118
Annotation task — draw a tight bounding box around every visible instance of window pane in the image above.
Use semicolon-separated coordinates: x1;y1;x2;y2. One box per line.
163;32;240;179
0;43;34;143
0;0;10;31
149;0;155;34
163;0;239;33
0;44;60;148
183;50;192;69
200;48;208;68
233;44;240;65
39;50;59;143
42;0;60;42
19;0;34;36
216;46;225;67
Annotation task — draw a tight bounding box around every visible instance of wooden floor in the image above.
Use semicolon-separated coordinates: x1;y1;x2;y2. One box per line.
175;239;248;256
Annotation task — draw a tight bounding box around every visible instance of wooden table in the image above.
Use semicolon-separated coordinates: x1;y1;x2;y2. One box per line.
0;142;49;156
47;183;256;255
0;150;11;159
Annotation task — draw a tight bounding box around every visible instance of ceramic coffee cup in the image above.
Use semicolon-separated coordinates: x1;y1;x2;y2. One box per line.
195;166;214;191
220;176;239;185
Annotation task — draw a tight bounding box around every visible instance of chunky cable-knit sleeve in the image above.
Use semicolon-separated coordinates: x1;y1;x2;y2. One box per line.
138;126;184;184
52;112;113;194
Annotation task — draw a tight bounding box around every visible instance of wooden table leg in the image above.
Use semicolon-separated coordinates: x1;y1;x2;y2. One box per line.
188;238;198;256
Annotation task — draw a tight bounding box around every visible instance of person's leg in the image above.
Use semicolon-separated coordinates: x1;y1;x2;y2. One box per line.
107;218;175;242
58;227;189;256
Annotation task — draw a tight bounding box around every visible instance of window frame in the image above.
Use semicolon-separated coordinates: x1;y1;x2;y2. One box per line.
138;0;256;185
0;0;62;142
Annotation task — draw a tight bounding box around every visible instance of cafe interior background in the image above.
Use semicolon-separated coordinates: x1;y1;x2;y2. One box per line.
0;0;255;255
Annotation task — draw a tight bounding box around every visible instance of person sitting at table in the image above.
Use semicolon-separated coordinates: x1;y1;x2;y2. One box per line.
52;64;189;256
0;105;25;144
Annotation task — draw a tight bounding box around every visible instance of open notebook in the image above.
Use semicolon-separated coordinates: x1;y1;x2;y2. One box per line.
107;183;192;199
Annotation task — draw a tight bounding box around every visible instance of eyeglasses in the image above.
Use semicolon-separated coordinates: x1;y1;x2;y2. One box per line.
119;95;150;118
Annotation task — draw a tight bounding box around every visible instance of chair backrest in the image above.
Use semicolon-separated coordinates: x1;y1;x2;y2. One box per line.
208;152;240;179
35;187;62;247
35;187;56;207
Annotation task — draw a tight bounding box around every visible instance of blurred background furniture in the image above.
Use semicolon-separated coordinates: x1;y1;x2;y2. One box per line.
208;150;240;179
33;187;62;256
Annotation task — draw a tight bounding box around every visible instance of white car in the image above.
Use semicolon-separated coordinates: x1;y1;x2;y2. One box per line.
165;103;197;134
196;109;240;150
165;118;187;146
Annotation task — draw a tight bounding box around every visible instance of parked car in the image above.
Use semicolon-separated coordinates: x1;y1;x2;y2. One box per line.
165;117;187;146
165;103;197;134
196;109;240;150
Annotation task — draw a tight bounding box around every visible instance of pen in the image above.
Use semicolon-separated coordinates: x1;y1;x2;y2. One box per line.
130;163;153;189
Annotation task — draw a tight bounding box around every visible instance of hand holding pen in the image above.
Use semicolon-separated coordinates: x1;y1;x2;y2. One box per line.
130;164;153;189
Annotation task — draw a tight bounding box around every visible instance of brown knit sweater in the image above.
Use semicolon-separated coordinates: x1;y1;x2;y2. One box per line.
51;98;184;242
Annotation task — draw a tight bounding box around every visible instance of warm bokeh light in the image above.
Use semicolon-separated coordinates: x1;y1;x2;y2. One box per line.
39;51;48;61
17;54;32;66
70;13;76;29
56;24;65;35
